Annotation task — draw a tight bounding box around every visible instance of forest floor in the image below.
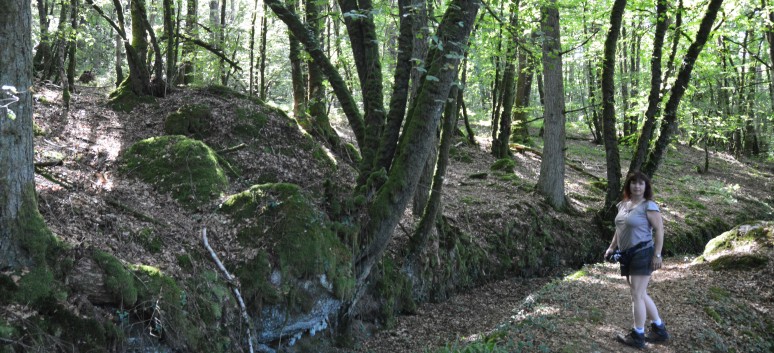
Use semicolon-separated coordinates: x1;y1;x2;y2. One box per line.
26;84;774;352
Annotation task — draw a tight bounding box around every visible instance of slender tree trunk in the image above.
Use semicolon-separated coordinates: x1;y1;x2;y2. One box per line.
406;85;459;272
180;0;197;84
66;0;78;91
265;0;366;147
642;0;724;178
373;0;418;173
219;0;226;84
628;0;668;174
58;0;71;108
248;0;258;96
33;0;52;73
512;47;534;143
598;0;626;218
115;32;124;87
259;3;268;100
287;1;306;119
536;0;568;211
163;0;175;83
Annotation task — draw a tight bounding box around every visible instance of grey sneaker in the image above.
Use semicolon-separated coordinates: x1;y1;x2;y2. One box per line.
616;329;645;349
646;322;669;343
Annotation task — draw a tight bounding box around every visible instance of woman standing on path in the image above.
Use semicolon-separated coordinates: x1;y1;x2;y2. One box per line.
605;171;670;348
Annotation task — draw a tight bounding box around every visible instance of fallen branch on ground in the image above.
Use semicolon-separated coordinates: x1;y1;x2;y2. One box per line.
217;143;247;154
202;227;267;353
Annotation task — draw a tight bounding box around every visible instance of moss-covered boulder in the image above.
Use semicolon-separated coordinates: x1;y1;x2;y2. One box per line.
108;82;156;113
164;104;212;137
121;135;228;209
219;183;354;342
490;158;516;173
695;221;774;270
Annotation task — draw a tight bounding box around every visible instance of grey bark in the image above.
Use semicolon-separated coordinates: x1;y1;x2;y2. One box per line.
536;0;568;210
0;0;36;269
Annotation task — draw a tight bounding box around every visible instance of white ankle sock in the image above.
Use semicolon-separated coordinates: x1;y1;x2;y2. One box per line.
652;319;663;326
634;327;645;334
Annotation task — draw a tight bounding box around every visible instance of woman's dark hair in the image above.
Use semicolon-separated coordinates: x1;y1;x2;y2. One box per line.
622;171;653;200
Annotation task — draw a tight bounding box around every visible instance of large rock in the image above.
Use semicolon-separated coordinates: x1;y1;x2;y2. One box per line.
695;221;773;270
219;183;353;345
121;135;228;209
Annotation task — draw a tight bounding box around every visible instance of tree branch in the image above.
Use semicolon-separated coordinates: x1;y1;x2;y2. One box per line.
178;33;243;71
84;0;126;39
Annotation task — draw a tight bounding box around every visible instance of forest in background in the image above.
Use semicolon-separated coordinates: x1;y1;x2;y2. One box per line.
1;0;773;351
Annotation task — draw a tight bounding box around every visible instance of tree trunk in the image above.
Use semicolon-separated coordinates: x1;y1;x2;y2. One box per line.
66;0;79;91
599;0;626;218
180;0;197;84
642;0;724;178
372;0;418;173
493;7;519;158
512;47;534;143
264;0;366;147
628;0;668;174
287;1;306;119
163;0;175;83
305;0;340;148
58;0;70;108
406;85;459;272
347;0;479;318
1;0;53;270
259;2;268;100
33;0;52;74
115;32;124;87
536;0;568;211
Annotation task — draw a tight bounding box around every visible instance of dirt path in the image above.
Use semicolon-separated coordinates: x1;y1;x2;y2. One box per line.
337;255;773;353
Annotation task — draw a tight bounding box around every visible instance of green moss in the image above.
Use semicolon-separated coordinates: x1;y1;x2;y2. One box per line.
590;179;607;191
344;143;362;163
708;286;730;300
14;266;67;310
121;135;228;209
232;250;279;311
374;257;416;328
201;84;246;99
164;104;212;137
233;107;269;138
701;222;773;258
564;269;587;281
177;254;193;271
92;249;138;305
33;121;46;136
220;183;354;310
709;253;768;271
191;271;231;324
705;306;722;324
136;228;163;253
108;81;156;112
490;158;515;173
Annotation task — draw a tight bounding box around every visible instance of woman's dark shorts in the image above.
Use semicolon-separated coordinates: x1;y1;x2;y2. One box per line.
620;245;654;276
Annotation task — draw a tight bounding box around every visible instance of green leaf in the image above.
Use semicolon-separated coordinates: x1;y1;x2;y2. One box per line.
426;75;439;82
6;110;16;120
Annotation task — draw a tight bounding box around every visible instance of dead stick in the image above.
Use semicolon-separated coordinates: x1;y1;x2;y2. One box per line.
34;167;74;189
217;143;247;154
202;227;259;353
34;159;64;167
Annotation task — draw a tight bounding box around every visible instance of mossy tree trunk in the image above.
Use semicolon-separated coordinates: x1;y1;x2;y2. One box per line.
598;0;626;219
348;0;479;317
492;7;519;159
627;0;667;175
406;85;459;270
305;0;341;149
266;0;479;328
1;0;55;270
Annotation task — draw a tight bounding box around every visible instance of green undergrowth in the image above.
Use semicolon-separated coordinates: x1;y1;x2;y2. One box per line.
108;82;156;112
694;221;773;270
121;135;228;209
219;183;354;313
164;104;212;138
373;256;416;328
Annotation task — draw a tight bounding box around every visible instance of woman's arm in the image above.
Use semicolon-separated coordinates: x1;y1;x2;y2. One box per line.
605;229;619;258
647;210;664;269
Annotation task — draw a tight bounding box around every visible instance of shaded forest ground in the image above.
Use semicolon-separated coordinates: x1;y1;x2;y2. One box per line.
24;84;774;352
